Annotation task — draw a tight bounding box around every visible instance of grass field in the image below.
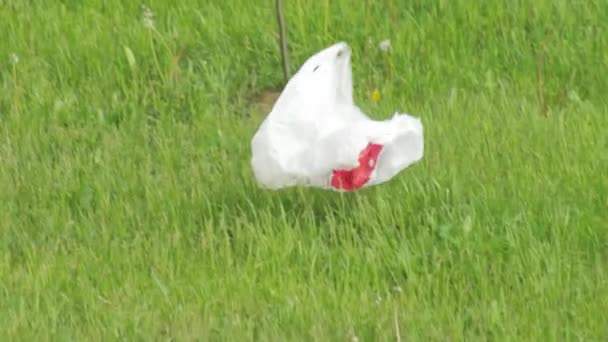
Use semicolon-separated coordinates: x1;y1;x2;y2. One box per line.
1;0;607;340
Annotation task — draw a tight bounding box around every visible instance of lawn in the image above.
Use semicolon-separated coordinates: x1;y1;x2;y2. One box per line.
1;0;607;340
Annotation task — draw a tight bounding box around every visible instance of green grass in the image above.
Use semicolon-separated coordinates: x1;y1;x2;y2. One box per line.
1;0;607;340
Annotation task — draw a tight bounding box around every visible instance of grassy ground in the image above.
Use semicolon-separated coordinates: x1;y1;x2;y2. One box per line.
1;0;607;340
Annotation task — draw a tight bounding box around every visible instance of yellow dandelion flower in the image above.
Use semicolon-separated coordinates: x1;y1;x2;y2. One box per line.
371;88;381;102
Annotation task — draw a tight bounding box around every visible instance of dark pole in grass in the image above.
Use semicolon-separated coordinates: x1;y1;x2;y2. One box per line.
276;0;290;84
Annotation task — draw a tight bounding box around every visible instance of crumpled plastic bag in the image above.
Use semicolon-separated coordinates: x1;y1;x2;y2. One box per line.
251;42;423;191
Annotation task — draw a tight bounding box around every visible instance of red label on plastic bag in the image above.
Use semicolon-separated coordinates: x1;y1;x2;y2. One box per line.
331;143;383;191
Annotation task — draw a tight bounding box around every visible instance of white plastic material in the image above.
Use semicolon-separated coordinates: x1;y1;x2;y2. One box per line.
251;42;423;191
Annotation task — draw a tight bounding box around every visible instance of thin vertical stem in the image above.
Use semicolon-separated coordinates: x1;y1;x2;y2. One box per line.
530;3;547;116
537;43;547;116
323;0;329;37
394;304;402;342
148;28;166;85
12;63;19;114
276;0;290;84
389;0;398;32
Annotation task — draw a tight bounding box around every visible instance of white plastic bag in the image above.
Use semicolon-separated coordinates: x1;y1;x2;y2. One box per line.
251;42;423;191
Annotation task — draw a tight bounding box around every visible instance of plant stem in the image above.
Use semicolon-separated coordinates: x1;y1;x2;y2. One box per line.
276;0;290;84
12;63;19;114
148;28;166;85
